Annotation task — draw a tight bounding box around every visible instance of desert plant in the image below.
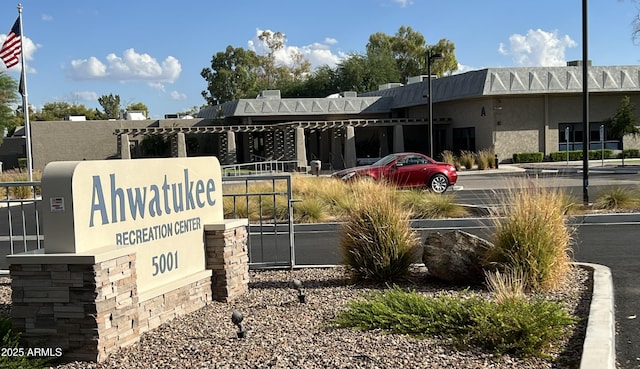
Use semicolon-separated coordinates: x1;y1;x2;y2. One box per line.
441;150;456;165
340;183;420;282
459;151;476;170
293;197;330;223
477;149;495;170
334;286;577;358
398;190;468;219
485;179;573;292
593;186;640;210
484;269;526;304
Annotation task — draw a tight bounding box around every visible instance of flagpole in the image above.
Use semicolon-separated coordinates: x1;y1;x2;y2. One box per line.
17;3;33;181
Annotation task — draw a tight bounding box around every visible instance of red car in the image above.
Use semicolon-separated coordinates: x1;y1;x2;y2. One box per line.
331;152;457;193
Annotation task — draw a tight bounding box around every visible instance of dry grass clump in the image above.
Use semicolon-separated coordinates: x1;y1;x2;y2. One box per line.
339;182;420;282
221;175;467;224
459;151;476;170
484;269;526;304
477;149;496;170
485;178;574;292
0;169;42;199
397;190;468;219
592;186;640;210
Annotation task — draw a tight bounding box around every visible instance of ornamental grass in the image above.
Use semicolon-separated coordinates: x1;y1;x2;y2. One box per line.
339;182;420;282
484;178;574;292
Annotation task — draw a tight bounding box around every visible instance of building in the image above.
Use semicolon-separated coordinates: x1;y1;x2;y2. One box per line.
4;63;640;172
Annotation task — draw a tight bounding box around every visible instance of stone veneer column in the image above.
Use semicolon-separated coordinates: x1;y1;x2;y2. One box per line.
10;254;139;362
120;134;131;159
295;127;307;171
227;131;237;164
204;219;250;302
344;126;357;168
176;132;187;157
393;125;405;152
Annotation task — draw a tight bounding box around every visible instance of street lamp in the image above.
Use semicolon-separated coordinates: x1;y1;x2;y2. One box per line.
427;51;444;159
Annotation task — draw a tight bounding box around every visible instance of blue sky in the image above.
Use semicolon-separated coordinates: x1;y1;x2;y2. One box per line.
2;0;640;119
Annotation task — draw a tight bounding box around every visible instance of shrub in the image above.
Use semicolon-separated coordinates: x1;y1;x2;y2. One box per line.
512;152;544;163
476;149;495;170
621;149;640;158
293;197;330;223
333;287;577;358
485;179;573;292
398;190;468;219
593;186;640;210
441;151;456;166
339;183;420;282
459;151;476;169
549;149;614;161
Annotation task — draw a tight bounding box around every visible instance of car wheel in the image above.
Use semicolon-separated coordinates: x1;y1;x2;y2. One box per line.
429;174;449;194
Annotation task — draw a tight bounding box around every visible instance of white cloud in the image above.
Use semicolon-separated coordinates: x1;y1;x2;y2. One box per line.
393;0;414;7
249;29;344;70
170;91;187;101
498;29;577;67
72;91;99;102
41;14;53;21
66;48;182;87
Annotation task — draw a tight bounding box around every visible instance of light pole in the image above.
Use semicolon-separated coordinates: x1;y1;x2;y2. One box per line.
427;51;443;158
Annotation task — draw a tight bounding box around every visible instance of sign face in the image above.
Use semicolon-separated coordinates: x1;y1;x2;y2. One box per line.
41;157;223;295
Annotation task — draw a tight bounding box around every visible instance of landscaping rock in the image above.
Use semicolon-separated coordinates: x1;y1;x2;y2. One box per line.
423;230;493;284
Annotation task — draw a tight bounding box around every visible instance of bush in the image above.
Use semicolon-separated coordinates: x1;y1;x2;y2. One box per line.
549;149;614;161
397;190;468;219
477;148;496;169
485;179;573;292
441;150;455;166
459;151;476;169
339;183;420;282
620;149;640;158
333;287;577;358
512;152;544;163
593;186;640;210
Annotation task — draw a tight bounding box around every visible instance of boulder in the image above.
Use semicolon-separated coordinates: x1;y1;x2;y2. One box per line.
422;230;493;284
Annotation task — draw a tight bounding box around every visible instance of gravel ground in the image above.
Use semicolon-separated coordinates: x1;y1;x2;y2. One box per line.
1;266;591;369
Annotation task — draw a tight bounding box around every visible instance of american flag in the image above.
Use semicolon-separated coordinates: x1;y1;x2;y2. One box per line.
1;17;21;69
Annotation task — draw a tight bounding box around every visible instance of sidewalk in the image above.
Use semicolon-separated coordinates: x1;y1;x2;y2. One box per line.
456;158;640;176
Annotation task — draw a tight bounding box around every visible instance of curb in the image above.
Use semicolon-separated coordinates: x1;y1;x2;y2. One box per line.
576;262;616;369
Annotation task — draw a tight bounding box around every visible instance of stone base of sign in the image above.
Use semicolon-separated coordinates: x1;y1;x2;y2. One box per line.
205;221;250;302
8;219;249;363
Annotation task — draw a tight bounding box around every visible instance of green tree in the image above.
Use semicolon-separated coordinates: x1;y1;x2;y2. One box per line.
603;96;640;166
126;102;149;119
97;93;121;119
201;46;261;105
365;26;458;83
32;102;97;121
0;72;20;144
257;30;312;92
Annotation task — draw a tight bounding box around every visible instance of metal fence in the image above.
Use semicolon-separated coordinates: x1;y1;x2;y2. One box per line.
0;181;43;270
1;174;296;270
222;160;300;176
221;174;296;269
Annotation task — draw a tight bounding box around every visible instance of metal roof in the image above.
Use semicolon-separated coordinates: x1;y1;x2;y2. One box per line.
362;65;640;108
196;65;640;119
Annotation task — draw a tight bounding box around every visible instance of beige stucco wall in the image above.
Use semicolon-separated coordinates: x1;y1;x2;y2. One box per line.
30;119;211;171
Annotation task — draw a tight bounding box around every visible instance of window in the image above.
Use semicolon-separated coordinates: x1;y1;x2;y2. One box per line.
452;127;476;153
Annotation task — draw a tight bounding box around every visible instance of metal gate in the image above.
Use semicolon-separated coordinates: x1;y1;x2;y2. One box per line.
222;174;296;269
